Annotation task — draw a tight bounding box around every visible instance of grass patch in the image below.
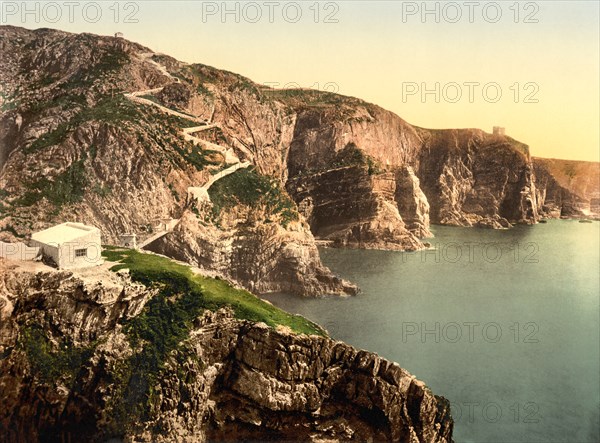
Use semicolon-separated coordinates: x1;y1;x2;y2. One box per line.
25;96;141;154
1;100;18;112
93;183;112;197
79;95;141;123
25;121;72;153
102;247;324;337
335;144;382;175
267;88;361;107
173;142;219;171
208;168;299;227
65;47;129;90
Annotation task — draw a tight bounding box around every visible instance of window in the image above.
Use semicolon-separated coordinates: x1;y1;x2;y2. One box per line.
75;248;87;257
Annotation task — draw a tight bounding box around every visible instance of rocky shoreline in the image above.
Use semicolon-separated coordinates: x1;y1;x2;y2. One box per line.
0;259;453;442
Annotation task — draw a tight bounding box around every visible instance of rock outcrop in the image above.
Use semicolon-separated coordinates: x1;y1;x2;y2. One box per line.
288;164;423;251
146;210;357;297
395;166;432;238
415;129;538;228
0;261;453;442
533;157;600;218
282;97;539;240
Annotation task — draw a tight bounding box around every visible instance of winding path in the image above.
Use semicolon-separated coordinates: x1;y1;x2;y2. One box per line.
124;52;253;247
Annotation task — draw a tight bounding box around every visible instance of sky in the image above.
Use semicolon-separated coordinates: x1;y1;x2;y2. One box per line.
2;0;599;161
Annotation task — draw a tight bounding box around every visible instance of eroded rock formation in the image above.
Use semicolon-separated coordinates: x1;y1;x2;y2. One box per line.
0;261;453;442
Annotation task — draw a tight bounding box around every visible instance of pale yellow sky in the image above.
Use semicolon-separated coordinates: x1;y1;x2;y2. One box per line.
3;1;599;161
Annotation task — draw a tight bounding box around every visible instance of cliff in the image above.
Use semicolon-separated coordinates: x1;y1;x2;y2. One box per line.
283;97;538;235
533;157;600;218
0;257;453;442
0;25;548;299
0;26;353;297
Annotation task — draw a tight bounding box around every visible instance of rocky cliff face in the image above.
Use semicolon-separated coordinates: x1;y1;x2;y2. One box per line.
281;94;540;242
533;157;600;218
415;129;538;228
147;210;357;297
0;25;548;299
0;260;453;442
0;26;349;297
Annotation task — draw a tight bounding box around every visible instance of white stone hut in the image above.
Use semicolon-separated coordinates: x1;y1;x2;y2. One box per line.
31;222;103;269
118;233;138;249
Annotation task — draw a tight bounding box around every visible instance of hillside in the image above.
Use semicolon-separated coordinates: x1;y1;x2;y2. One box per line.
0;26;556;300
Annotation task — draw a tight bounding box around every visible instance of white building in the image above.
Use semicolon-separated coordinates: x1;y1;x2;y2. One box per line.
31;223;103;269
118;233;138;249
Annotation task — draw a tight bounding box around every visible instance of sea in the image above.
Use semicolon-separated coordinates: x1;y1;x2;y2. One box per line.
263;220;600;443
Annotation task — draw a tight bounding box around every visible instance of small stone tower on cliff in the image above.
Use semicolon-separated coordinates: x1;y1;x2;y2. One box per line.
493;126;506;136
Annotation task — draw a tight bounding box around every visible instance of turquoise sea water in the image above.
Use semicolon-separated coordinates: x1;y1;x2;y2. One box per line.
263;220;600;443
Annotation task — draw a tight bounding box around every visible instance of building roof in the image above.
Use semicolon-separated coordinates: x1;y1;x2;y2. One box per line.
31;222;100;246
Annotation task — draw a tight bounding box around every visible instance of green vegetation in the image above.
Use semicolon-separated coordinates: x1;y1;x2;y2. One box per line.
102;247;323;336
101;247;323;428
25;121;72;153
167;183;180;202
333;144;383;176
1;100;18;112
93;183;112;197
24;92;86;116
20;324;96;385
65;48;129;90
17;159;87;207
208;168;299;227
79;95;141;123
294;144;384;178
0;90;19;112
267;88;361;108
25;96;141;154
564;163;578;180
173;142;219;171
229;77;262;99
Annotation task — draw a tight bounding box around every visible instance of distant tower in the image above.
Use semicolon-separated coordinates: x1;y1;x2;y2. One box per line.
493;126;506;136
115;32;124;38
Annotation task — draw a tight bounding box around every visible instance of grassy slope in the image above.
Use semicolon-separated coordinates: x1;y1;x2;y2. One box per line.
102;247;325;337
